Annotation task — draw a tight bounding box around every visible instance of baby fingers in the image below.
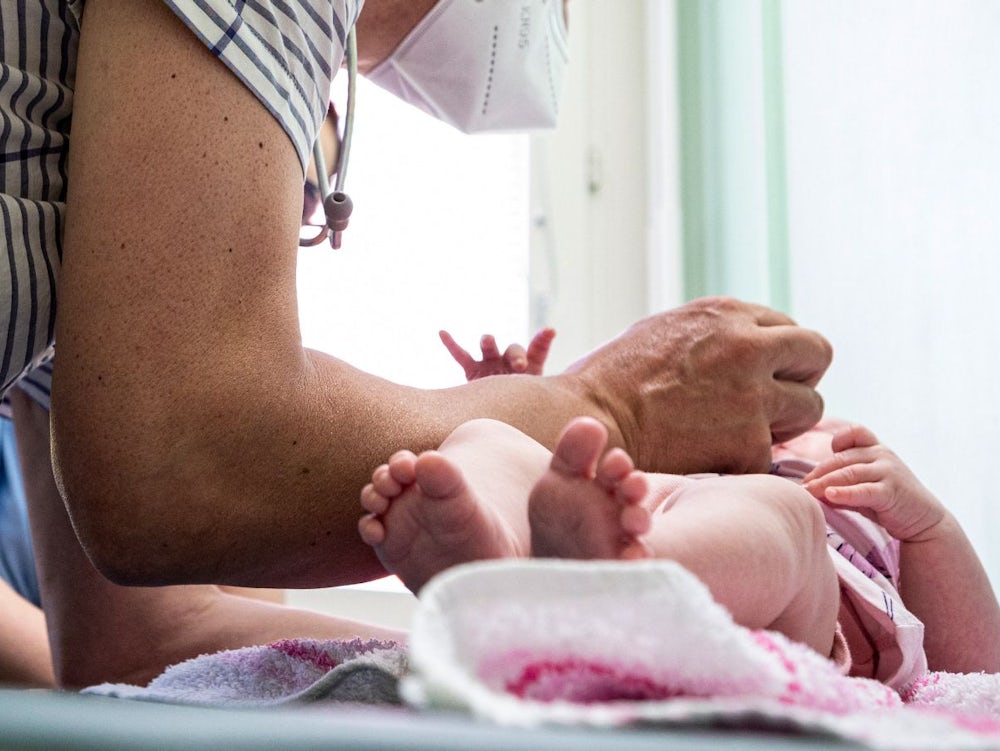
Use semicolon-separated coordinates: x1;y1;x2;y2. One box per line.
480;334;501;360
820;481;888;510
804;461;892;510
502;343;528;372
525;327;556;374
439;329;475;370
829;423;880;453
803;444;889;484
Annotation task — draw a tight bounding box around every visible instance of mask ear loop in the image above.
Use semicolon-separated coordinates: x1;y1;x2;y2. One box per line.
300;27;357;249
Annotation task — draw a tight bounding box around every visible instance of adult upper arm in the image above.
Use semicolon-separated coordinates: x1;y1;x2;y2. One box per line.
52;0;306;573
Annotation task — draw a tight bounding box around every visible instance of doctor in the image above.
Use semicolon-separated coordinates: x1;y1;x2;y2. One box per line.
3;0;830;684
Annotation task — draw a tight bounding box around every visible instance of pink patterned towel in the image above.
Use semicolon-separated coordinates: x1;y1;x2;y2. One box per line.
84;637;406;708
403;559;1000;750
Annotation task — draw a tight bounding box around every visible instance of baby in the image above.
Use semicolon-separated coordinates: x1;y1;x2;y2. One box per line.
359;334;1000;687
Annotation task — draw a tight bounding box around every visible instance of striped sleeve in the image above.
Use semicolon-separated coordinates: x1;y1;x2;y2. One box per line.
0;0;359;410
0;0;78;410
162;0;363;171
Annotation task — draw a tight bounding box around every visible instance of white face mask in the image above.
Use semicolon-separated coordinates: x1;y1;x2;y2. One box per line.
366;0;569;133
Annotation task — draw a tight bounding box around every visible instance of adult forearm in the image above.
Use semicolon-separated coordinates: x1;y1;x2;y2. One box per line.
53;345;613;588
0;579;53;688
899;515;1000;673
53;299;826;588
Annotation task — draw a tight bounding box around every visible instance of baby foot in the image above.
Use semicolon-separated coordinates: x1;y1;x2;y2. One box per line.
528;417;653;560
359;448;522;593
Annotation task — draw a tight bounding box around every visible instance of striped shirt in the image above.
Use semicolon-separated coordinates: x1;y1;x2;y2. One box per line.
0;0;359;412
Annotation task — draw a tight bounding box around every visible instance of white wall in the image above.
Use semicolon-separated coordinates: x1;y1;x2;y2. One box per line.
530;0;679;370
781;1;1000;579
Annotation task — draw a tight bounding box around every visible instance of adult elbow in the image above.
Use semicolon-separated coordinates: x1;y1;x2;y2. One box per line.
51;418;191;585
55;470;160;585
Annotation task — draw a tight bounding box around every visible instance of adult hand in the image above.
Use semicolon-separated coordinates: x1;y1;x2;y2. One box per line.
566;297;832;474
440;328;556;381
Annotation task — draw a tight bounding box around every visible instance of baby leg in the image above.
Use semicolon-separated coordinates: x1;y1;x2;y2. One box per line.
528;417;839;658
359;418;551;593
528;417;660;560
644;473;840;657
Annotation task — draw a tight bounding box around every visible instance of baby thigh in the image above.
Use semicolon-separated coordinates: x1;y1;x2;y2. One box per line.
645;474;839;658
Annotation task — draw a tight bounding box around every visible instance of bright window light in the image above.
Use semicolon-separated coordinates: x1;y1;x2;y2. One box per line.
297;78;531;389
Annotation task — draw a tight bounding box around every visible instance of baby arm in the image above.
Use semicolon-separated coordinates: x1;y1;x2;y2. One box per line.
803;425;1000;673
645;473;840;658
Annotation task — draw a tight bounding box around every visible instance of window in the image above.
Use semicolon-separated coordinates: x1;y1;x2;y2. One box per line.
297;78;531;389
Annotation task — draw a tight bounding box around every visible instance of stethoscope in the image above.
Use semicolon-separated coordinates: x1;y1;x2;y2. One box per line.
299;28;357;250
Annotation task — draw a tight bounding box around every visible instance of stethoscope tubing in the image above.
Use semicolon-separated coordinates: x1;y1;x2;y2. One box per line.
300;27;357;248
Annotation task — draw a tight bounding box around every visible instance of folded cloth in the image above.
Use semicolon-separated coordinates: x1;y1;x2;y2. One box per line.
84;637;406;708
402;559;1000;750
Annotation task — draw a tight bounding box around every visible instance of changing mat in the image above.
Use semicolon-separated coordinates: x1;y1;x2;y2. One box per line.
403;559;1000;750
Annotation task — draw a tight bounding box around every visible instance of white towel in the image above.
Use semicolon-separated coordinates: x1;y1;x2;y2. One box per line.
85;637;406;708
403;559;1000;750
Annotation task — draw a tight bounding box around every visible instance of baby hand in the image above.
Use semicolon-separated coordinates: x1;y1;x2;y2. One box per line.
440;328;555;381
802;424;947;542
